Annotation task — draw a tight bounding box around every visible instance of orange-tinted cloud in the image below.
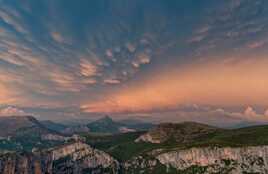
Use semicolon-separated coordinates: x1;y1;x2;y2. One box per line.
82;57;268;113
0;83;15;105
51;32;65;43
80;58;98;78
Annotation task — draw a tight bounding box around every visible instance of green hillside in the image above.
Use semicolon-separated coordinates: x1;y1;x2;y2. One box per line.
82;123;268;162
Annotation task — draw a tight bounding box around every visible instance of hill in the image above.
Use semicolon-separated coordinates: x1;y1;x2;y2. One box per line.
41;120;90;135
0;116;69;152
3;120;268;173
87;116;125;134
82;122;268;162
87;116;154;134
0;116;51;137
118;119;155;131
135;122;221;144
0;141;119;174
40;120;67;132
34;116;153;135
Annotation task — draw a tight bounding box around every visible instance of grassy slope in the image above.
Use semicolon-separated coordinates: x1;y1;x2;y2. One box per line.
82;124;268;162
83;132;160;161
207;125;268;146
2;122;268;161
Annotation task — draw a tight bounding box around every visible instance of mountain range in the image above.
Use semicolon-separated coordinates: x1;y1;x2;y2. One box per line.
41;115;154;135
1;116;268;173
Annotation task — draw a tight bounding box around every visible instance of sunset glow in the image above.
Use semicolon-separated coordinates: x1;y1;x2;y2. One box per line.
82;58;268;113
0;0;268;123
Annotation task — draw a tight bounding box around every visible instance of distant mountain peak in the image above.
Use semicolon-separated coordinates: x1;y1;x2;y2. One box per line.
87;116;122;134
100;115;114;122
0;115;65;140
94;115;116;125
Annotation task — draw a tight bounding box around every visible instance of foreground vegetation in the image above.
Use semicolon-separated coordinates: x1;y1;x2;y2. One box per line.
82;124;268;162
2;122;268;162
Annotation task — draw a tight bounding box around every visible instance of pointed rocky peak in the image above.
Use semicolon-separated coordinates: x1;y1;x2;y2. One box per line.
98;115;114;123
87;116;124;134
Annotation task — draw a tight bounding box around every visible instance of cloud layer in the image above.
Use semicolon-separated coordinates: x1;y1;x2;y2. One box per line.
0;106;30;117
82;58;268;113
0;0;268;124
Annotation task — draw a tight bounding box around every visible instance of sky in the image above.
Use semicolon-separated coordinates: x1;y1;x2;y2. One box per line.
0;0;268;125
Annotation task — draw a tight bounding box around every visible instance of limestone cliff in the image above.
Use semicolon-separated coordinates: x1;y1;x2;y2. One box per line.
156;146;268;173
2;142;268;173
51;141;119;173
0;152;52;174
0;142;119;174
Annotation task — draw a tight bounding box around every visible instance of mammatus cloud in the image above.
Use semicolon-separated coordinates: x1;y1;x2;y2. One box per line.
51;32;65;44
104;79;121;84
132;53;151;68
80;59;98;78
0;1;159;108
0;0;268;123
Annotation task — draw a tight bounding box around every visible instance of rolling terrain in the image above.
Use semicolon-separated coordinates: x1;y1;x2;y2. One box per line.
1;117;268;173
82;122;268;162
0;116;74;152
86;116;154;134
41;116;154;135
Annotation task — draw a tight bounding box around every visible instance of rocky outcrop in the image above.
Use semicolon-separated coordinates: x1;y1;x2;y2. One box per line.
0;142;119;174
3;143;268;174
156;146;268;174
0;152;53;174
135;132;161;143
123;155;159;173
51;142;119;168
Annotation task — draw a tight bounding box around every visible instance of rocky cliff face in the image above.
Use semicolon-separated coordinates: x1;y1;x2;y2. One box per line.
123;146;268;174
2;144;268;173
0;142;119;174
51;141;119;173
135;132;161;143
0;152;52;174
156;146;268;174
